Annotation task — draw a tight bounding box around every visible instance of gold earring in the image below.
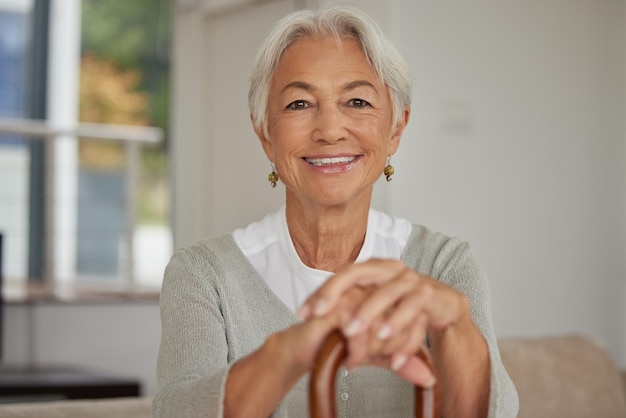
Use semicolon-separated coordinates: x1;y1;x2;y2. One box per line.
268;165;279;188
384;157;394;182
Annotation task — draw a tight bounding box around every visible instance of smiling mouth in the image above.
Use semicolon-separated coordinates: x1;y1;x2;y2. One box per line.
304;156;357;166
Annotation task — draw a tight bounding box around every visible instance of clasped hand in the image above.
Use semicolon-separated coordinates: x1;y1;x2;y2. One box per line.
298;258;468;388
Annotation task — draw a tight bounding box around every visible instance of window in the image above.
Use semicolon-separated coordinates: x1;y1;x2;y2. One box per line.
0;0;33;287
77;0;173;289
0;0;172;295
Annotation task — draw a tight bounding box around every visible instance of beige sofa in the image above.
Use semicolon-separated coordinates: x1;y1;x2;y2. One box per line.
500;335;626;417
0;334;624;418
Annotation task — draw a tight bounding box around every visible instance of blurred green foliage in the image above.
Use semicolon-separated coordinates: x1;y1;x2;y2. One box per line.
80;0;172;224
81;0;171;143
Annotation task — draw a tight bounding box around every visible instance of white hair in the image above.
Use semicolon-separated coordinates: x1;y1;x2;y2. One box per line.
248;6;412;135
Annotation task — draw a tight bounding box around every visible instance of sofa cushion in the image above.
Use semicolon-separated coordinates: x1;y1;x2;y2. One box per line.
500;334;626;418
0;397;151;418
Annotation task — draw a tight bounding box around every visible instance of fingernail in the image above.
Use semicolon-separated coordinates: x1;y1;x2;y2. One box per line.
344;319;362;336
377;325;392;340
391;355;407;371
424;375;437;389
313;299;328;316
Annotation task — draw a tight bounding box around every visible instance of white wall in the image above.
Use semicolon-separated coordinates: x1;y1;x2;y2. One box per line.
389;0;626;365
4;303;161;396
170;0;626;368
171;0;295;246
621;0;626;366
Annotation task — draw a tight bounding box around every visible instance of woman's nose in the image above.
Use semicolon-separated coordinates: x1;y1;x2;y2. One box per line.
313;105;346;144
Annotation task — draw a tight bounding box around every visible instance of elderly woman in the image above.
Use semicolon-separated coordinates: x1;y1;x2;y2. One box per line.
154;6;518;418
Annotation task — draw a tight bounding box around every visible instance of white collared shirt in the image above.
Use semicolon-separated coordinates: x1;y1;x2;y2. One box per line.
232;206;412;313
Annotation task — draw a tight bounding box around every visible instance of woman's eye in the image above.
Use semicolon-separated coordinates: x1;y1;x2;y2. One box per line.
349;98;371;108
286;100;309;110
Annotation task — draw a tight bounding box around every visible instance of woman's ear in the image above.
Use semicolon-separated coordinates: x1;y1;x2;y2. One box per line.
388;106;410;155
251;114;274;160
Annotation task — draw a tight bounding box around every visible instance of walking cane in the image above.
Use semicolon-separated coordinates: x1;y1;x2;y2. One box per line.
310;330;439;418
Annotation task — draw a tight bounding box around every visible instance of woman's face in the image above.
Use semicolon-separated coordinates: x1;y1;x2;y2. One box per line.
256;36;409;209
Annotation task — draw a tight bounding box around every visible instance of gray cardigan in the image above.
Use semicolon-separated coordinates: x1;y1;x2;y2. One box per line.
153;225;519;417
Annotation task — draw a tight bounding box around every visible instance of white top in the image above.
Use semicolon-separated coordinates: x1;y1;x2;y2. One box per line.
232;206;412;312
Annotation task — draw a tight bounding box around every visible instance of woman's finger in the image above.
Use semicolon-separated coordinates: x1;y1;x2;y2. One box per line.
370;282;434;350
298;259;408;319
277;287;370;372
343;331;371;370
374;276;468;342
330;286;371;329
361;348;436;388
381;313;428;358
343;271;424;337
393;353;437;388
363;313;394;362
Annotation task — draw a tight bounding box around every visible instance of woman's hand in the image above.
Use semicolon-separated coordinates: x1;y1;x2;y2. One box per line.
298;258;471;387
272;285;375;378
225;285;372;418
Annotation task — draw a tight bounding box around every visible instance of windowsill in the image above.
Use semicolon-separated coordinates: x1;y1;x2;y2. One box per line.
2;281;160;305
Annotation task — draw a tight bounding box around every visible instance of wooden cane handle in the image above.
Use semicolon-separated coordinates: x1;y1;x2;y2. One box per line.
310;329;439;418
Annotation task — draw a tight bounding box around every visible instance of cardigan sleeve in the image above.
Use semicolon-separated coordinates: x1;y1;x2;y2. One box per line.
435;239;519;418
152;246;232;418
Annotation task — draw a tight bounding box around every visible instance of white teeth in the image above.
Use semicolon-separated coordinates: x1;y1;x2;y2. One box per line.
305;156;356;166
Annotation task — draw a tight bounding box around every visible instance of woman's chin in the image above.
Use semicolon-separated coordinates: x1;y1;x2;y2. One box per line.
294;185;373;209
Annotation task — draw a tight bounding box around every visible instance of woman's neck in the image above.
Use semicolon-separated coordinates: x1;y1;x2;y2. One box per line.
285;194;370;272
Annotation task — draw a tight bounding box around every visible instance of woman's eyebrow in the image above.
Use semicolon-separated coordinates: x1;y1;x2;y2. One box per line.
342;80;377;93
280;81;315;94
280;80;378;95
